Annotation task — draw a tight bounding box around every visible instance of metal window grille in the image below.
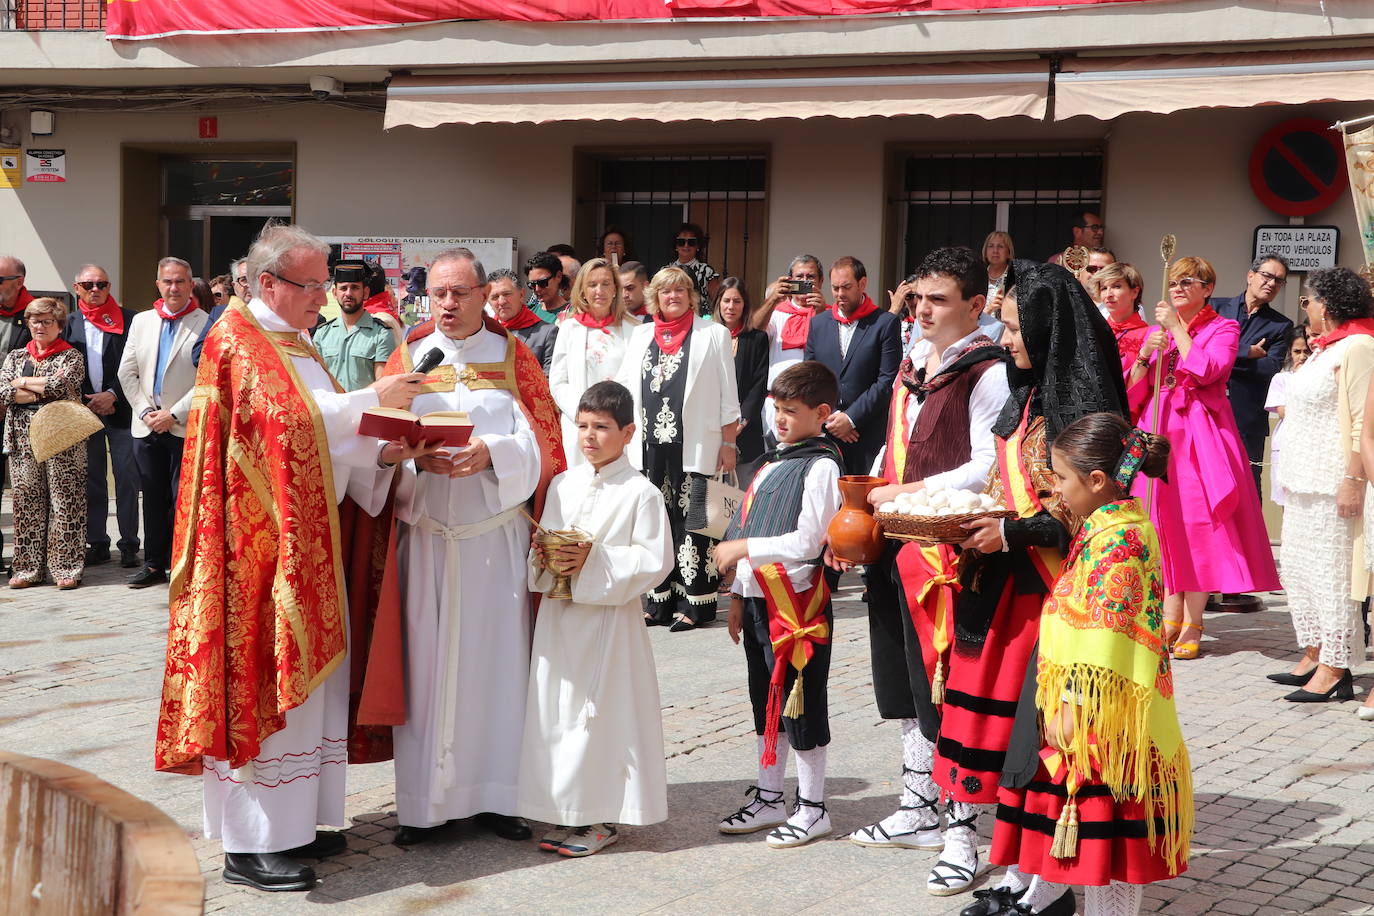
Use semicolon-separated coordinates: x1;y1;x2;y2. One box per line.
896;150;1103;276
2;0;103;30
578;152;768;304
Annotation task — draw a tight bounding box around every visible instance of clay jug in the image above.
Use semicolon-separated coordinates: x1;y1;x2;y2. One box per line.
828;475;886;564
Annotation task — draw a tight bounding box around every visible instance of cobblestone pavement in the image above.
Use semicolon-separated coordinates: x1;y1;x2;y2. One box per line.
4;545;1374;914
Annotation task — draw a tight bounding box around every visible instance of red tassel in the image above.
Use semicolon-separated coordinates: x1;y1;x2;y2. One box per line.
760;682;783;767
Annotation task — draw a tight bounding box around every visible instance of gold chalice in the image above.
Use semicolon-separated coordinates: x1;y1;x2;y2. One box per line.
535;527;590;600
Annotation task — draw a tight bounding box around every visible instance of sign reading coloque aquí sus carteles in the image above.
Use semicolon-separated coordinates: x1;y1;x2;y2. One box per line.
1252;225;1339;271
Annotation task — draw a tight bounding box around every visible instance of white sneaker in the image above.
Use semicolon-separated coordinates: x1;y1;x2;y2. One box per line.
848;816;944;850
538;825;572;852
765;797;832;849
719;785;787;834
557;823;619;857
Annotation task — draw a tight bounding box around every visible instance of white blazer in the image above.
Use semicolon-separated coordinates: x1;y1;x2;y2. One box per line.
116;306;209;438
617;317;741;475
549;314;641;467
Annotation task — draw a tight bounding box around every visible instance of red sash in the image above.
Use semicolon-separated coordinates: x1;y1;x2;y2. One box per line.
893;542;958;702
752;562;831;767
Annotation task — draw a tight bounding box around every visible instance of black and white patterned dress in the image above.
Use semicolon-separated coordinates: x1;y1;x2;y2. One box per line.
640;332;720;623
663;259;720;316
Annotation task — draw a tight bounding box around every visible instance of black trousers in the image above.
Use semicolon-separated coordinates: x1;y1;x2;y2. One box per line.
1239;425;1266;503
743;595;832;751
865;543;941;741
133;431;184;571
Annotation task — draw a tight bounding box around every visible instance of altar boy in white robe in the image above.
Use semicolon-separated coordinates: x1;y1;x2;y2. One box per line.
518;380;673;856
390;249;547;847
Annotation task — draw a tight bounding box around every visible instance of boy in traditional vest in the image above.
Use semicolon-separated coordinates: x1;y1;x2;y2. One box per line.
711;360;845;849
845;247;1012;900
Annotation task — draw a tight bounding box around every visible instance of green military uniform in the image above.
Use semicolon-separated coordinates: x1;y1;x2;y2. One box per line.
313;308;398;391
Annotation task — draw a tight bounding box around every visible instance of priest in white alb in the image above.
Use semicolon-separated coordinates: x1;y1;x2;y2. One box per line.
156;224;432;893
383;248;565;846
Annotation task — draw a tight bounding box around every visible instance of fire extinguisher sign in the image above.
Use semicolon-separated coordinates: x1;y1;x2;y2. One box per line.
25;149;66;183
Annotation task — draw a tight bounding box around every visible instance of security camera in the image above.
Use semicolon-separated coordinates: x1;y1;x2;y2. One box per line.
309;76;343;100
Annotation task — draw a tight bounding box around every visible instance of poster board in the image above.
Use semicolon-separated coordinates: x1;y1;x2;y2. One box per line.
320;236;517;322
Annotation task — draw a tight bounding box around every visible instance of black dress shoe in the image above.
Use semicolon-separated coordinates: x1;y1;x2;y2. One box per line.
474;812;532;840
120;548;141;568
1285;670;1355;703
128;566;168;588
283;831;348;859
668;617;697;633
1267;669;1316;686
393;824;448;846
222;853;316;892
85;545;111;565
961;885;1026;916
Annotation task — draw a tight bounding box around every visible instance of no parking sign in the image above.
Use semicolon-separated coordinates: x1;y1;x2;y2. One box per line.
1249;118;1347;216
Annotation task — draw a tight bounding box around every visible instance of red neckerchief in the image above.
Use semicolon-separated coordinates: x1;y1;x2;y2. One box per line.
1311;317;1374;353
630;304;649;319
1107;312;1147;336
1184;305;1218;336
653;310;694;355
573;309;616;333
776;299;814;351
26;338;74;361
498;307;542;332
78;295;126;335
831;295;878;325
1;287;35;319
364;290;400;320
726;320;744;339
152;297;199;321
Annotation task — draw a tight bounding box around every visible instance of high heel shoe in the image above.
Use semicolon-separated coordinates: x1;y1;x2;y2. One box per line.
1172;623;1203;660
1163;615;1183;647
1267;669;1316;686
1284;670;1354;703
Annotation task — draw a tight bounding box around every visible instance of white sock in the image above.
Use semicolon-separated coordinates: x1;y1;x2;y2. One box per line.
1085;881;1142;916
995;863;1032;895
1022;876;1071;912
795;745;826;803
757;735;789;795
940;800;982;872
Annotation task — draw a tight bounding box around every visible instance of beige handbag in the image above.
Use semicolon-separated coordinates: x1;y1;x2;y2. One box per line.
686;471;746;541
30;399;104;463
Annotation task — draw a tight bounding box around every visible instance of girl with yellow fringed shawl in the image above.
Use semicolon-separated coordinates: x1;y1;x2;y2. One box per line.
990;412;1193;916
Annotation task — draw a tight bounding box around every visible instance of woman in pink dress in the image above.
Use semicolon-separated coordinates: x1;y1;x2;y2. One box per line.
1127;256;1280;660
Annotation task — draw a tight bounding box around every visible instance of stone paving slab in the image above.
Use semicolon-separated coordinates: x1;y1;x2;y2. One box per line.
4;539;1374;913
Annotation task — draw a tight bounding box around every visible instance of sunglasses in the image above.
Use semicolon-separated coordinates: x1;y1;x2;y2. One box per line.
528;276;555;289
77;280;111;291
675;237;699;247
1167;278;1206;290
1083;265;1104;275
1255;269;1286;286
0;275;21;282
212;290;227;300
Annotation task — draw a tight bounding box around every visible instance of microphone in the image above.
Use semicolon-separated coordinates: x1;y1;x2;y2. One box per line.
413;348;444;375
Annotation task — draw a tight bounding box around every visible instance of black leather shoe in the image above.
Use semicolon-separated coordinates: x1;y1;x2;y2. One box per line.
394;824;448;846
1267;669;1316;686
961;886;1025;916
283;831;348;859
129;566;168;588
1014;889;1076;915
85;545;111;565
474;812;532;841
222;853;316;892
668;617;697;633
120;548;141;568
1285;670;1355;703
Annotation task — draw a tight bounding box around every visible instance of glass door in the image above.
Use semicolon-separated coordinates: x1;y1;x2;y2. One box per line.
161;158;294;279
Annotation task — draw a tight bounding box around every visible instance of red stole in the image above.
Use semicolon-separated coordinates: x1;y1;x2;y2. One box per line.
831;295;878;325
499;307;543;332
653;310;694;355
152;297;199;321
1;287;34;319
78;296;126;335
26;338;74;361
775;300;814;351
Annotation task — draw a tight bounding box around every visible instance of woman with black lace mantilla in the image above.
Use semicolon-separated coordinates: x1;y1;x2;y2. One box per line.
927;263;1129;913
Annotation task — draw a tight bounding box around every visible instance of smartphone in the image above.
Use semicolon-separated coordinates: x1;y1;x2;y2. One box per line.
785;278;815;296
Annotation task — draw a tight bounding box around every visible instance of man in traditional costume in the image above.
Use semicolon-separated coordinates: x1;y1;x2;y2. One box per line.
383;248;565;847
155;224;431;893
846;248;1010;870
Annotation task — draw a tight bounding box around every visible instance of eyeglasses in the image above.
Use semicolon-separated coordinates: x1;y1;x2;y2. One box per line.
1299;296;1312;308
427;286;479;300
212;290;227;300
76;280;111;291
528;276;555;290
0;275;21;282
233;276;249;287
1081;223;1105;232
268;272;332;294
27;318;57;328
1083;265;1104;275
1167;278;1208;290
675;237;699;247
1255;269;1287;286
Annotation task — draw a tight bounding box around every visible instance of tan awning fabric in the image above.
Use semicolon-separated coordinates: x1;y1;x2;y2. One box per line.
1056;48;1374;121
384;62;1048;128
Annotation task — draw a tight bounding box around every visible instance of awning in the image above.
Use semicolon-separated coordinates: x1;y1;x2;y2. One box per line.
1055;48;1374;121
384;62;1049;128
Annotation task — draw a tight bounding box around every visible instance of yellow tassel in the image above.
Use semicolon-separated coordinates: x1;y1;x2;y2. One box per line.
1050;797;1079;860
930;658;946;706
783;672;805;719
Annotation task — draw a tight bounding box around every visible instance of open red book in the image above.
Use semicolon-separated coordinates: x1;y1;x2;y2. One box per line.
358;408;474;448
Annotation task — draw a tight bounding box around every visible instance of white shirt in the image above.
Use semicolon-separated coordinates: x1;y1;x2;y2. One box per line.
871;325;1010;493
736;457;842;596
81;315;108;393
